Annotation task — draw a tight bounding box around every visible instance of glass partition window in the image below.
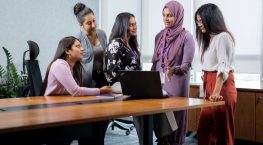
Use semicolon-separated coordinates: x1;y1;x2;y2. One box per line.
193;0;262;74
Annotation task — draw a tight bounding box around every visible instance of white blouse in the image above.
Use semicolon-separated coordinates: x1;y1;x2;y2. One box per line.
202;32;235;82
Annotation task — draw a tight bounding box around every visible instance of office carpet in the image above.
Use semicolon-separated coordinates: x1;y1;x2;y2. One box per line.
70;121;197;145
70;122;263;145
105;121;197;145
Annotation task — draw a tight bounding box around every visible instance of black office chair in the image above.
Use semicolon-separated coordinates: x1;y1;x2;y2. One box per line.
108;82;135;135
21;40;42;96
110;117;134;135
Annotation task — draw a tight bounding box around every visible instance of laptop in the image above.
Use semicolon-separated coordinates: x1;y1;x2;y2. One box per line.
118;70;169;100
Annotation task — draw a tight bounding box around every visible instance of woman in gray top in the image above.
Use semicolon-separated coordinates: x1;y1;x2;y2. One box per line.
74;3;108;88
73;3;108;145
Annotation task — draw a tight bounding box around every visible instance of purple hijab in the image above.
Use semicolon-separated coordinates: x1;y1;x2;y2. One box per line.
152;1;187;67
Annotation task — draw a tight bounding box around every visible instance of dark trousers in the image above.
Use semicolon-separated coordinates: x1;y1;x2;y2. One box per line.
169;110;187;145
46;120;109;145
79;120;109;145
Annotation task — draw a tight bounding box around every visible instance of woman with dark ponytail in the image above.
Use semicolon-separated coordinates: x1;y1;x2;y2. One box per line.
73;3;109;145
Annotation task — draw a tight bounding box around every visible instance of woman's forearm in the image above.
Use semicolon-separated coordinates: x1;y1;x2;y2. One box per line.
212;73;224;96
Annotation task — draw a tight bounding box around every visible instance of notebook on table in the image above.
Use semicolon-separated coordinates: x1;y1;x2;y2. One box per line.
118;70;169;100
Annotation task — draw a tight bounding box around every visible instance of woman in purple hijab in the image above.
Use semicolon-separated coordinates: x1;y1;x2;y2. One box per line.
152;1;195;145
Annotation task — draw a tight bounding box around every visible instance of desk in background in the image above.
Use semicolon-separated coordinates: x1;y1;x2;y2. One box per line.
188;83;263;143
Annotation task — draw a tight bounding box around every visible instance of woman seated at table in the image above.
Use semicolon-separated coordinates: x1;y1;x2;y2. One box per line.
43;36;112;96
43;36;112;144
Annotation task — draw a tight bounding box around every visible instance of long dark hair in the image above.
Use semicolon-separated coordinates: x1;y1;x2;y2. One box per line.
42;36;83;94
195;3;234;58
73;2;94;24
109;12;139;53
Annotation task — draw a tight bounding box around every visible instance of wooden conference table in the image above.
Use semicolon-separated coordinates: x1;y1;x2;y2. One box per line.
0;96;224;145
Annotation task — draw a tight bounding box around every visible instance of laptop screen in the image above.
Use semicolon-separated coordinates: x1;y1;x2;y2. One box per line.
119;70;166;99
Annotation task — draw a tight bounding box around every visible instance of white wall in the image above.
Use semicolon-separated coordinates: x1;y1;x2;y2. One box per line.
261;1;263;81
100;0;141;42
0;0;99;77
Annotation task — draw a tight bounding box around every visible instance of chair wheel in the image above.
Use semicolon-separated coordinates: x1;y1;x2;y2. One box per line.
126;130;130;136
130;126;134;131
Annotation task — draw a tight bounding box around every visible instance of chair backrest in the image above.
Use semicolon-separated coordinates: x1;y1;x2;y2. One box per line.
20;40;42;97
25;60;42;96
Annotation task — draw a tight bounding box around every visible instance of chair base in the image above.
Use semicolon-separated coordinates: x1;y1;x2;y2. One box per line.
109;119;134;136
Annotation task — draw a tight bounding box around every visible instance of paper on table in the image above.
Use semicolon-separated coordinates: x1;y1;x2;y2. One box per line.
96;93;123;99
96;94;115;98
111;82;122;94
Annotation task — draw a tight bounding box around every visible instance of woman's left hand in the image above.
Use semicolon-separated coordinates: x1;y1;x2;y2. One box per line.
209;94;223;102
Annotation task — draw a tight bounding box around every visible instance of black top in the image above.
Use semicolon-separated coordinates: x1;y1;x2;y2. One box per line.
105;38;141;85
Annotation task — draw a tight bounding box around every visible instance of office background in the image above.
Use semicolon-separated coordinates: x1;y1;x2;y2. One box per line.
0;0;99;77
0;0;262;83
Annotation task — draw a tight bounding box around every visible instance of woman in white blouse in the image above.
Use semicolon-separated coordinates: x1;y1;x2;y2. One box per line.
194;4;237;145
